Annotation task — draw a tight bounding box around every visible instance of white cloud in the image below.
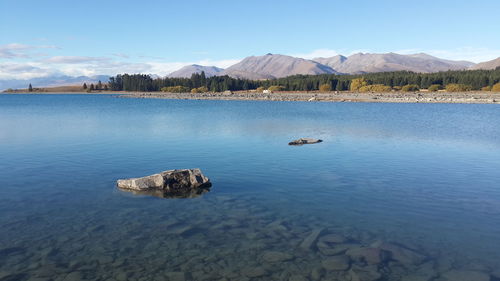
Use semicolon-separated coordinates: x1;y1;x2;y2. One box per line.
0;43;59;59
0;62;53;79
195;59;241;69
43;56;111;64
290;49;339;59
0;55;242;80
344;49;372;56
0;44;33;58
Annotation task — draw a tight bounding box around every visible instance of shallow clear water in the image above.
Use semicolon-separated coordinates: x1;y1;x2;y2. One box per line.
1;94;500;281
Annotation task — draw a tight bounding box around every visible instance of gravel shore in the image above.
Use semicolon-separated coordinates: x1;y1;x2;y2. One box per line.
122;91;500;104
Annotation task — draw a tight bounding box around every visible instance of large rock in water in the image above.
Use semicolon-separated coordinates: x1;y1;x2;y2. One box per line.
288;138;323;145
321;255;351;271
117;169;211;198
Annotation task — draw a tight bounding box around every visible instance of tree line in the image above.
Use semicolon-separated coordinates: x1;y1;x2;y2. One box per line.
108;72;259;92
107;68;500;92
83;81;107;92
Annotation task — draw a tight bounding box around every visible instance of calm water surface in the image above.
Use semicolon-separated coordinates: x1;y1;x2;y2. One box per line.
1;94;500;281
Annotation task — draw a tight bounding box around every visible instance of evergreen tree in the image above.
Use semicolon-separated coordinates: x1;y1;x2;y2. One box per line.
28;83;33;92
90;84;95;91
335;81;344;91
200;71;207;86
83;83;87;90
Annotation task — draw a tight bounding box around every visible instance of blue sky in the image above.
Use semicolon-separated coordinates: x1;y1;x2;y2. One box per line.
1;0;499;79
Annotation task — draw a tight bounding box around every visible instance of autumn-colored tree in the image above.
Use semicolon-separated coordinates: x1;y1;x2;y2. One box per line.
358;84;392;92
190;86;208;93
445;84;472;92
491;83;500;92
161;86;190;93
319;83;332;92
428;84;441;92
350;78;367;92
268;85;284;92
401;84;420;92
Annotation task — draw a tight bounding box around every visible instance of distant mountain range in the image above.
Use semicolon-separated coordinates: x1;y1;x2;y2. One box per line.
470;57;500;70
2;52;499;91
220;54;339;79
163;52;498;79
0;75;110;91
313;53;474;74
167;64;223;78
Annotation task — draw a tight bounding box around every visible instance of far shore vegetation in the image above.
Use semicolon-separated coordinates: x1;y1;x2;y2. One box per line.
4;69;500;94
107;68;500;93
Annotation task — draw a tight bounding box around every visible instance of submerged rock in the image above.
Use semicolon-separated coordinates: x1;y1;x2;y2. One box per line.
346;247;391;265
117;169;211;198
63;271;85;281
348;265;382;281
242;266;268;278
321;255;351;271
438;269;490;281
288;138;323;145
300;228;325;250
0;247;25;256
371;241;426;266
262;251;294;263
318;242;360;256
289;275;309;281
164;271;186;281
318;233;348;244
492;270;500;280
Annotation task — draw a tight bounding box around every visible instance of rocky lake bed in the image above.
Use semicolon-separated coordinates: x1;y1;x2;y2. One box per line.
1;194;499;281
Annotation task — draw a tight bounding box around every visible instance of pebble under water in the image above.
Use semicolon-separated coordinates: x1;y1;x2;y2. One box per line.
1;94;500;281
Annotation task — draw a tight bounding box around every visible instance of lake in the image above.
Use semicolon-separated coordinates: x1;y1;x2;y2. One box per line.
1;94;500;281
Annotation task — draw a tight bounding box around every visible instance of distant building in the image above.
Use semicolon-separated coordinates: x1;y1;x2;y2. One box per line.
263;89;271;94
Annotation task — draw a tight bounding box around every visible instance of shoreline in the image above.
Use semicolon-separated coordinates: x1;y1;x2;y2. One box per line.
3;91;500;104
122;91;500;104
0;91;125;95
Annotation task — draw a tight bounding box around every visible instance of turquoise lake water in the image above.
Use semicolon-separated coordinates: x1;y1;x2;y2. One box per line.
1;94;500;281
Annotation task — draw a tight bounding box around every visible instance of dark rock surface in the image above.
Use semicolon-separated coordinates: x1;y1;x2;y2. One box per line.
288;138;323;146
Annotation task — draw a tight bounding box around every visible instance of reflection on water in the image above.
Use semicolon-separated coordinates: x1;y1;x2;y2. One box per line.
1;94;500;280
119;185;212;199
